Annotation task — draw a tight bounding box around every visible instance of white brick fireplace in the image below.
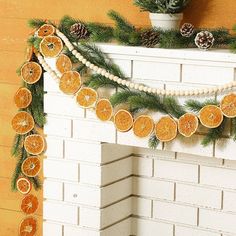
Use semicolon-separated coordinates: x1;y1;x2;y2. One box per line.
43;45;236;236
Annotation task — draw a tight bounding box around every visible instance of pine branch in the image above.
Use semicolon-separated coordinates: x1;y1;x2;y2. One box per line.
11;134;24;157
232;118;236;141
201;118;226;146
85;74;128;90
108;10;141;46
148;134;160;149
28;19;47;28
29;176;42;190
163;96;186;118
185;99;219;113
27;36;42;50
110;90;140;107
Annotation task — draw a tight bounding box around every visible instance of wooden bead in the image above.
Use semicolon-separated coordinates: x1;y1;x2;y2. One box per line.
81;58;87;64
109;74;114;80
134;84;139;90
89;64;95;70
72;50;77;55
101;70;106;76
105;72;110;78
117;78;122;84
113;76;118;82
129;83;135;89
139;85;144;91
93;66;99;72
125;81;130;87
121;80;126;85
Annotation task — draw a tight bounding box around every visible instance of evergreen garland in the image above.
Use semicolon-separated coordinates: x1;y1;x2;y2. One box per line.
148;134;160;149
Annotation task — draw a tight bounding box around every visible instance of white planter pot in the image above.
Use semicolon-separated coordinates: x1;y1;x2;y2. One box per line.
149;13;183;30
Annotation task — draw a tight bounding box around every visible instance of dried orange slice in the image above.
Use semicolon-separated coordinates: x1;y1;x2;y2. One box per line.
16;177;32;195
21;156;41;177
114;109;133;132
12;112;34;135
25;46;34;62
24;134;45;155
178;113;199;137
39;35;63;58
56;54;73;74
220;93;236;118
133;115;154;138
59;71;81;94
14;87;32;109
21;62;42;84
37;24;55;38
155;116;177;142
19;217;37;236
96;99;113;121
199;105;223;128
21;194;39;215
76;87;98;108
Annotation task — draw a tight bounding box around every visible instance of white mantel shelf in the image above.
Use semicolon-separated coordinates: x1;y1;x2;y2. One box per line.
43;45;236;236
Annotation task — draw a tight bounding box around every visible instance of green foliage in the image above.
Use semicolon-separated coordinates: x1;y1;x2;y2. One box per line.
230;25;236;53
108;10;141;46
134;0;191;13
232;118;236;141
11;134;24;157
185;99;219;113
148;134;160;149
163;96;186;118
28;19;47;28
85;74;128;90
210;28;231;47
110;90;140;107
201;119;226;146
27;36;42;50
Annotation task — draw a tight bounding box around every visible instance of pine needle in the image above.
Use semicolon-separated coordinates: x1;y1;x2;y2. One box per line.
148;134;160;149
28;19;46;28
163;96;186;118
110;90;140;107
201;118;226;146
185;99;219;113
11;134;24;157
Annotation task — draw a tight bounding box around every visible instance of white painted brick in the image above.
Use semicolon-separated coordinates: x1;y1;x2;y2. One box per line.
73;119;116;143
215;138;236;160
133;176;174;200
44;179;63;201
199;209;236;234
154;160;198;183
101;218;131;236
43;221;63;236
132;196;152;217
133;147;175;159
44;159;79;181
101;198;132;228
175;225;221;236
80;157;132;186
64;141;132;164
153;200;198;225
132;218;173;236
165;134;214;157
44;93;84;118
45;137;64;159
112;58;132;77
223;190;236;213
101;178;132;207
200;166;236;189
176;183;222;209
44;116;72;137
177;152;223;166
182;64;234;85
117;130;161;149
64;183;100;206
44;72;62;93
64;226;99;236
44;201;78;224
133;156;153;177
133;60;180;82
80;198;132;229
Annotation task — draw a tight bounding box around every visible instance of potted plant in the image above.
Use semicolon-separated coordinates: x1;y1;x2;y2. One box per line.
134;0;191;30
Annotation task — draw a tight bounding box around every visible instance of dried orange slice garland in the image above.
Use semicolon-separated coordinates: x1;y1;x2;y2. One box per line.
96;99;113;121
220;93;236;118
24;134;45;155
59;71;81;94
37;24;55;37
19;217;37;236
133;115;154;138
56;54;73;74
14;87;32;109
21;194;39;215
199;105;223;128
114;109;133;132
21;156;41;177
178;113;199;137
76;87;98;108
21;62;42;84
39;35;63;57
16;177;32;195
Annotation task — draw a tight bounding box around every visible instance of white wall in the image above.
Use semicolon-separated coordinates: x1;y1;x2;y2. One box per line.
43;46;236;236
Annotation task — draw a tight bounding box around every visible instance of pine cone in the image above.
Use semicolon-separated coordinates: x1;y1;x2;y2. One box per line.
180;23;194;37
70;23;90;40
141;29;160;48
195;31;215;50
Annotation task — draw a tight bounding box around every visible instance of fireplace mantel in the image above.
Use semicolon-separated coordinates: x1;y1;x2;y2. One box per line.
43;45;236;236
